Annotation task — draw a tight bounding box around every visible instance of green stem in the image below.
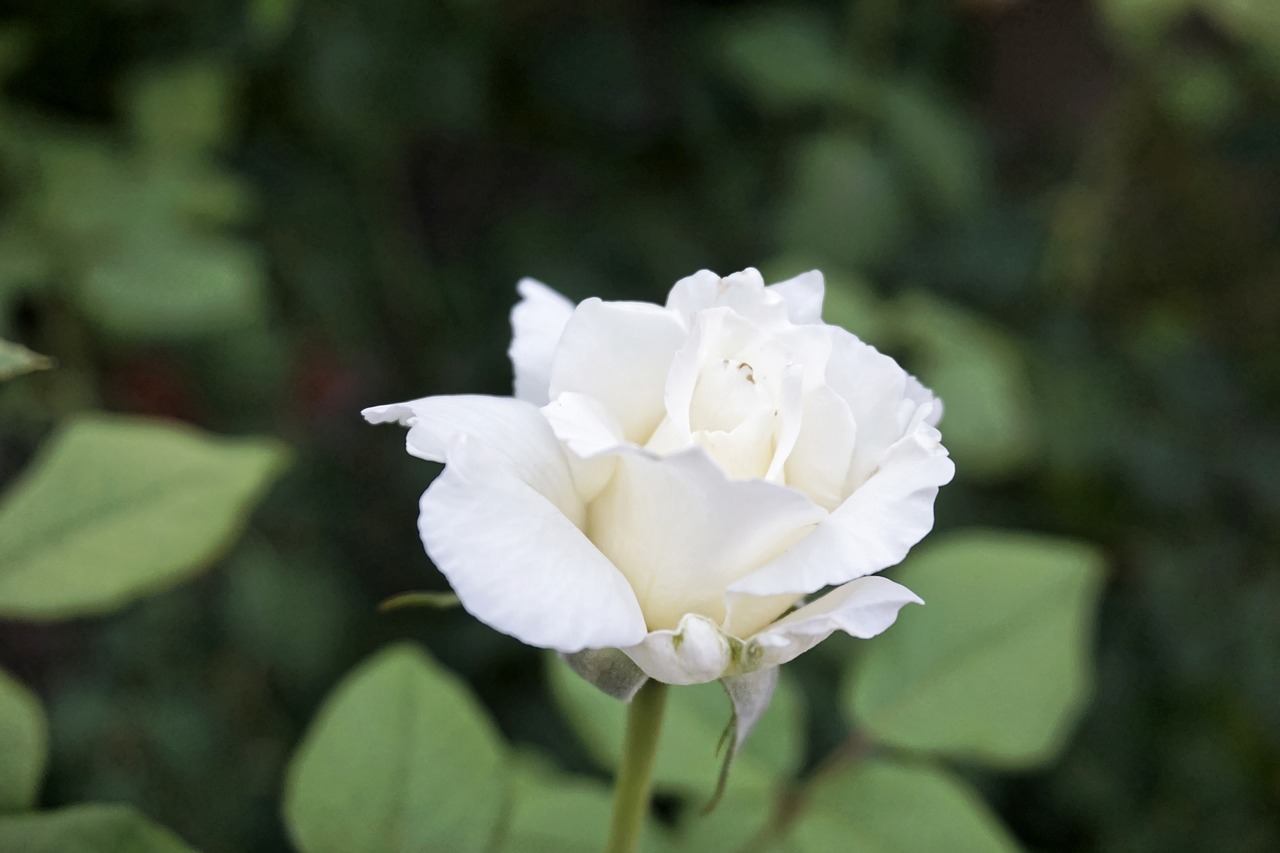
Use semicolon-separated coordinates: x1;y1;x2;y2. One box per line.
604;679;668;853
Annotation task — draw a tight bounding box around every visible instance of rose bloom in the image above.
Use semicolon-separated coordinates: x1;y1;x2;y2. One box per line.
365;269;953;686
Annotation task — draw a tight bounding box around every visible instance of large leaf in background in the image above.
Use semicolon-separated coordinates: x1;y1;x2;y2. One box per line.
847;530;1106;768
283;643;506;853
0;413;288;620
549;655;804;800
0;338;52;381
499;753;667;853
895;291;1039;480
777;134;910;272
786;758;1020;852
0;804;195;852
0;667;46;812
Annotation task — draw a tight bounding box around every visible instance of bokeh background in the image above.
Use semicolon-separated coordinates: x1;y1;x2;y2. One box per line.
1;0;1278;850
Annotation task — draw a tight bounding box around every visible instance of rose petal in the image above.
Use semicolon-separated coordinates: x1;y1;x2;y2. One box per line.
766;270;825;323
751;576;922;668
783;385;857;510
363;394;580;517
587;447;826;631
822;326;916;490
549;298;687;445
509;278;576;405
419;436;647;652
729;424;954;598
622;613;732;684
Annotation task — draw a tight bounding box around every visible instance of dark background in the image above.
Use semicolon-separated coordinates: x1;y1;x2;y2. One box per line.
1;0;1278;851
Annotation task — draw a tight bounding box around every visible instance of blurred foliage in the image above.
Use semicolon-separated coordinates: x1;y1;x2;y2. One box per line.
0;0;1277;851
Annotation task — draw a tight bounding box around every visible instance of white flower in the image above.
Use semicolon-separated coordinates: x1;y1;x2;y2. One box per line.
364;268;953;686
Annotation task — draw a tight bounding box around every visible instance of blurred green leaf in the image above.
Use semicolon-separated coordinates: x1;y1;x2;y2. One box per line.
499;753;667;853
848;530;1106;768
0;667;47;812
78;231;267;341
786;758;1020;852
220;545;352;690
249;0;301;49
549;655;804;799
283;643;506;853
714;9;848;112
880;87;988;219
0;413;289;620
778;135;909;271
0;804;195;852
673;785;779;853
126;62;235;160
0;338;52;382
894;292;1038;480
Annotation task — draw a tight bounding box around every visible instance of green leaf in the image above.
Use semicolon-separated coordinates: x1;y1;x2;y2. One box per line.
787;758;1020;852
0;804;196;852
673;785;779;853
283;643;506;853
880;87;988;219
894;292;1039;480
126;62;235;159
778;135;910;272
548;655;804;798
0;339;53;382
848;530;1106;767
78;232;267;341
499;753;667;853
714;9;848;112
0;667;47;812
0;413;289;620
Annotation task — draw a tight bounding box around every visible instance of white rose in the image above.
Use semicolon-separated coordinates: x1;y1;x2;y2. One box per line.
364;268;953;688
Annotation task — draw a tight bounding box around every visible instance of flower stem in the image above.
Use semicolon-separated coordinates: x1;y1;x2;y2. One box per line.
605;679;668;853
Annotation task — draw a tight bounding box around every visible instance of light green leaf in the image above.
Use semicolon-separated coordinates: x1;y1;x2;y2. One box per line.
0;804;196;852
548;655;804;798
283;643;506;853
0;338;53;382
848;529;1106;768
895;292;1038;480
787;758;1020;852
0;667;47;812
0;413;289;620
778;135;910;271
499;753;668;853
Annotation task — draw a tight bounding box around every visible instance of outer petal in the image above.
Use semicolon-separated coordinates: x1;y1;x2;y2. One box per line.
509;278;576;405
728;423;954;598
363;394;580;518
419;436;647;652
587;447;827;631
622;614;733;685
751;576;922;668
549;298;687;445
767;270;825;323
823;326;916;490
